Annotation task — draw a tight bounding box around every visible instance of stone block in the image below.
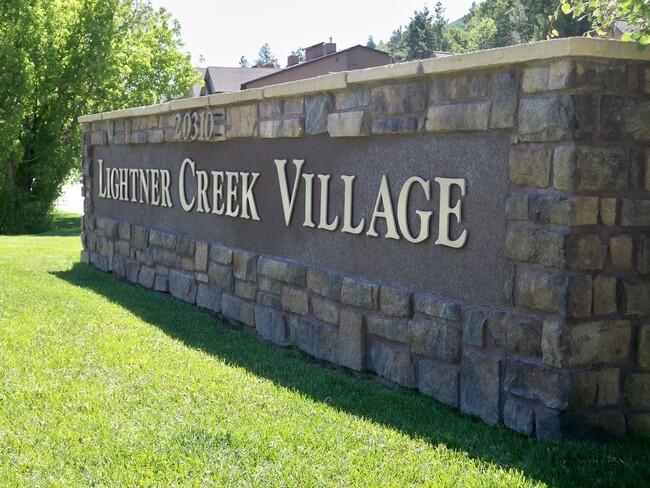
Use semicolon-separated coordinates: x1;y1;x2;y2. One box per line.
380;286;412;318
490;71;518;129
340;277;378;310
118;222;131;240
259;100;282;117
227;104;258;138
601;95;650;141
91;131;108;146
625;373;650;407
138;265;155;289
567;273;593;318
569;369;620;408
257;256;306;286
312;297;339;325
284;98;304;115
593;276;617;315
425;101;491;132
152;248;178;267
169;269;197;304
149;229;176;250
210;244;233;265
258;277;283;296
418;360;459;407
112;254;125;277
371;82;426;115
282;287;309;315
429;74;488;100
565;234;607;271
175;237;195;257
147;130;165;144
409;319;461;363
515;268;567;315
518;95;594;142
504;358;569;409
646;148;650;191
233;250;258;281
335;89;370;110
154;274;169;293
535;408;562;441
257;291;282;310
338;309;365;371
327;111;369;137
259;118;304;138
599;198;617;226
255;306;289;346
620;199;650;226
307;268;343;301
196;272;209;284
305;93;334;134
196;283;221;313
506;226;564;268
221;293;255;327
414;294;461;321
235;281;257;301
194;242;209;272
367;316;409;343
508;147;551;188
609;235;633;269
639;236;650;274
639;324;650;368
528;195;598;226
207;262;234;293
554;145;630;191
522;60;572;93
291;316;338;363
487;311;542;357
131;132;147;144
372;117;419;134
463;309;486;347
131;115;158;131
623;279;650;315
542;319;631;368
370;341;415;388
132;225;149;249
503;398;535;437
460;350;500;425
505;193;529;221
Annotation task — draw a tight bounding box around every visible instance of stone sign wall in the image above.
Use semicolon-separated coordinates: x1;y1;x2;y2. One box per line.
79;38;650;440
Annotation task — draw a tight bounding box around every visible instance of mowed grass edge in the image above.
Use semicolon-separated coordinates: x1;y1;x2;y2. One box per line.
0;211;648;487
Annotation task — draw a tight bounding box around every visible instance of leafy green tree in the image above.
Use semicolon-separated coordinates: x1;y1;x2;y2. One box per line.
553;0;650;46
0;0;198;234
366;35;377;49
253;43;279;68
405;6;436;60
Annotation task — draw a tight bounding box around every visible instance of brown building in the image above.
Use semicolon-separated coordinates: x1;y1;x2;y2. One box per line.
241;42;391;90
198;66;281;95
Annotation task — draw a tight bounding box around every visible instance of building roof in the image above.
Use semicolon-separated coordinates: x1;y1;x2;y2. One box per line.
204;66;280;94
241;44;390;89
189;67;207;97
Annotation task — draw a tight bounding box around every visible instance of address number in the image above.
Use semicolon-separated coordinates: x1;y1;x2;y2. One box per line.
174;111;222;141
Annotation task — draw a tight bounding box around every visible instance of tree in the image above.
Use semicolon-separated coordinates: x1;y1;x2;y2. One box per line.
290;48;305;62
553;0;650;46
239;56;250;68
404;6;436;60
432;1;450;51
253;43;279;68
366;35;377;49
385;27;408;62
0;0;198;234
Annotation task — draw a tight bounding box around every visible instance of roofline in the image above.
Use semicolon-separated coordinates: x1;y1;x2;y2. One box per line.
241;44;389;89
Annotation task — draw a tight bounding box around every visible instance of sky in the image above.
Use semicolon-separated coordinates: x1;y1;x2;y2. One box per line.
149;0;479;68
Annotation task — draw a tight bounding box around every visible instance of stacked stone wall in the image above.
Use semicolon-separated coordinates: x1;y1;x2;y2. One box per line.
80;39;650;440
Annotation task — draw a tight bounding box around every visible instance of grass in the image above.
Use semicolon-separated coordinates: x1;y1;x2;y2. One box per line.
0;211;648;487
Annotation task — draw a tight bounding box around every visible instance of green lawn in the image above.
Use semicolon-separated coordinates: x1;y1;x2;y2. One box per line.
0;212;648;487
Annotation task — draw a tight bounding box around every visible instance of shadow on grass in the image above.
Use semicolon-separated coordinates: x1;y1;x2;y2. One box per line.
39;211;82;237
53;262;650;488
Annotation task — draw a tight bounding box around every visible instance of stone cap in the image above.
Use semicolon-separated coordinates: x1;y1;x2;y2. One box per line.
78;37;650;124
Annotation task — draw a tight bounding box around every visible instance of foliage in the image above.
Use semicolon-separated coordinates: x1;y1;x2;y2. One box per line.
253;43;279;68
553;0;650;47
0;0;198;234
366;35;377;49
0;212;649;485
290;47;306;63
239;55;250;68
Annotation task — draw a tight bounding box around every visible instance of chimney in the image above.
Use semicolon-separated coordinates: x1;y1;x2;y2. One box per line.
324;37;336;55
287;54;300;67
305;43;324;61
